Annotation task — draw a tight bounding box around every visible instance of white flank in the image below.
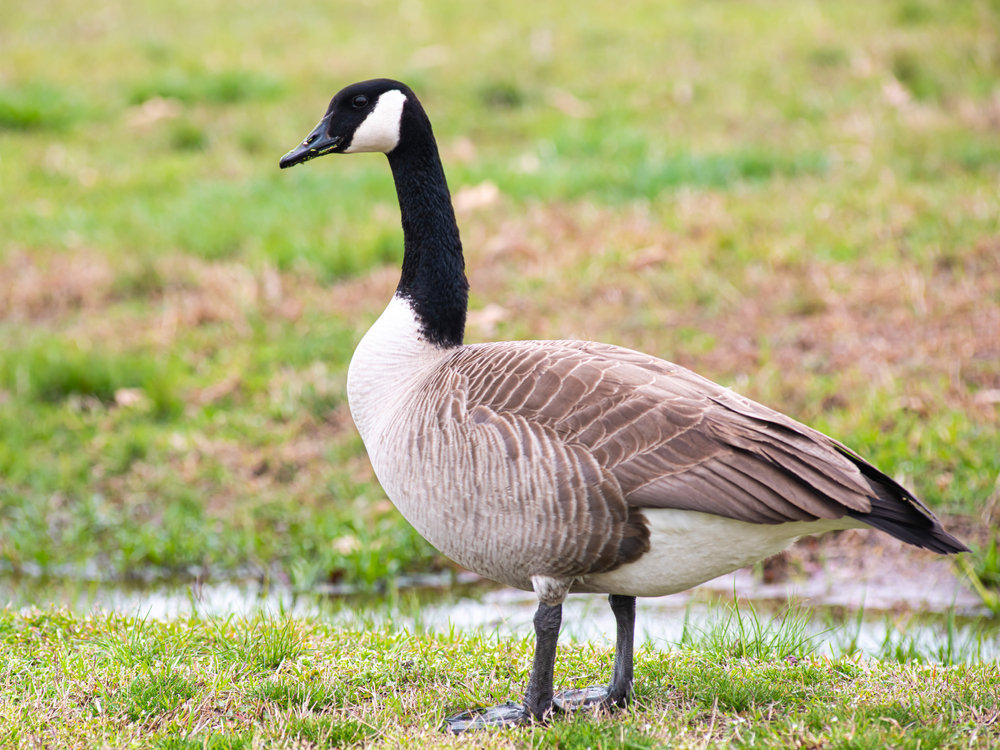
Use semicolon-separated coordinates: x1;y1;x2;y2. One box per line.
344;89;407;154
579;508;860;597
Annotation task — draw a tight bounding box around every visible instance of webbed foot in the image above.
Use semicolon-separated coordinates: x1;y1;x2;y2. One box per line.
554;684;628;713
444;701;535;733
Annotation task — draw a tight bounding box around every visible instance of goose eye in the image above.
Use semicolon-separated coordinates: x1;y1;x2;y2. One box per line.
351;95;369;109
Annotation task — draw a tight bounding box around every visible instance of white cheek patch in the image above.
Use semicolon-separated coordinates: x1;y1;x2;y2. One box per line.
344;89;407;154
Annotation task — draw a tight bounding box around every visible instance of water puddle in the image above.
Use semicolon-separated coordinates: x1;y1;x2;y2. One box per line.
3;538;996;663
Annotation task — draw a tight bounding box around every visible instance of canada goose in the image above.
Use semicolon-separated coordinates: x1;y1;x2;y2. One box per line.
279;79;968;732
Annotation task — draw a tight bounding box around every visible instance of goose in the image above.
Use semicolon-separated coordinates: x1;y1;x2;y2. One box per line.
279;79;968;732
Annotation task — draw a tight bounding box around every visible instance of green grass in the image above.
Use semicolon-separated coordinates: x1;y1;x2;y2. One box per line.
1;0;997;599
677;600;817;662
126;68;285;107
0;607;996;748
0;82;90;131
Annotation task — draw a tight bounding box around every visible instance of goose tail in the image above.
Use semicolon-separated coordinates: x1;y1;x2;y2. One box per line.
839;447;969;554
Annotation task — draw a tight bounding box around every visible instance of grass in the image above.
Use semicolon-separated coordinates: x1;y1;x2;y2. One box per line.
1;6;999;746
0;0;996;590
677;600;818;662
0;605;997;748
4;4;998;745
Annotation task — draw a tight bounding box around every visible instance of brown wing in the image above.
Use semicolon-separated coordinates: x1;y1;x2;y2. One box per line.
449;339;874;525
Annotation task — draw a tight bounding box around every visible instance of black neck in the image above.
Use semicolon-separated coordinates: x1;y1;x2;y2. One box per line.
386;103;468;348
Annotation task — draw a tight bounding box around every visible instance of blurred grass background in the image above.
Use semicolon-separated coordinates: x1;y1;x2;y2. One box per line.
1;0;998;591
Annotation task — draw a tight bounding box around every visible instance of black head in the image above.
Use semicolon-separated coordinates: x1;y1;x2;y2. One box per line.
279;79;417;169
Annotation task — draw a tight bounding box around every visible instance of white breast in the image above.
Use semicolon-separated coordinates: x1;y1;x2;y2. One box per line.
346;294;450;458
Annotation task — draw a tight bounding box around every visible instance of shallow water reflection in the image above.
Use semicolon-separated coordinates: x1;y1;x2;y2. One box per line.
3;557;995;663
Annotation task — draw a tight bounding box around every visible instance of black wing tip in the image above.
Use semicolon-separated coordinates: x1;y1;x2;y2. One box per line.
834;445;969;555
847;509;970;554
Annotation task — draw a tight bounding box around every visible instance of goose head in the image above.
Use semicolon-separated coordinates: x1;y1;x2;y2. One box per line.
279;79;416;168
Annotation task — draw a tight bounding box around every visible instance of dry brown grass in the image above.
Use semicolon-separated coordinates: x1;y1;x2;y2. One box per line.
457;199;999;421
4;196;996;423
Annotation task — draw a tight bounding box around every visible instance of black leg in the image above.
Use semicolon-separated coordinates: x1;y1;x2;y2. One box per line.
605;594;636;706
553;594;637;713
524;602;562;719
444;601;563;733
